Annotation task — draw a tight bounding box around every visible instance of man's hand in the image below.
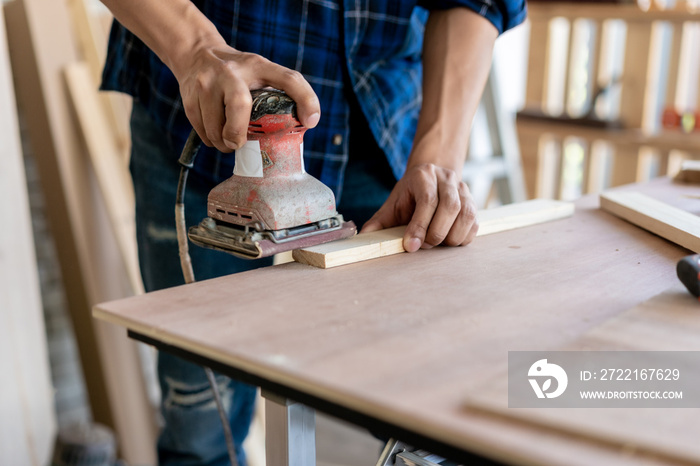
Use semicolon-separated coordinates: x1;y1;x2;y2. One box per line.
100;0;320;153
174;41;320;153
359;8;497;252
361;163;478;252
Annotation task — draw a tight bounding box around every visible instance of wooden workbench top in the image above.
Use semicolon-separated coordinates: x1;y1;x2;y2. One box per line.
94;178;700;465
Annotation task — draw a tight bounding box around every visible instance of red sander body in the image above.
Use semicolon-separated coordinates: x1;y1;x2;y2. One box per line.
188;89;356;259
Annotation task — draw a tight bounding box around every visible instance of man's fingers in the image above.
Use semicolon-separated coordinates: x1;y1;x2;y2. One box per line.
359;164;478;252
183;95;212;147
463;218;479;245
199;87;228;152
222;86;253;151
403;186;438;253
253;60;321;128
423;176;462;248
444;182;478;246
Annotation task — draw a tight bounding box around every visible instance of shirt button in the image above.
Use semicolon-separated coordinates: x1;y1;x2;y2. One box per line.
332;134;343;146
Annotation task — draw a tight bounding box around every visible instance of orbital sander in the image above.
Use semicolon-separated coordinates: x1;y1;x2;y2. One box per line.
186;89;356;259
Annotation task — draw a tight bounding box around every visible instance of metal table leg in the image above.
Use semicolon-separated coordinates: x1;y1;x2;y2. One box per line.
262;389;316;466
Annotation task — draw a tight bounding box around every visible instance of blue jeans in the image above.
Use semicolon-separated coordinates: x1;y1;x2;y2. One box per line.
129;102;394;465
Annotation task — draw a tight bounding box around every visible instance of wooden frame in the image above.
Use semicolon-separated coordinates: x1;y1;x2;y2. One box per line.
519;2;700;200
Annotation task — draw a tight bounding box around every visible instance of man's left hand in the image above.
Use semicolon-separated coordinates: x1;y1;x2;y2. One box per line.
360;163;478;252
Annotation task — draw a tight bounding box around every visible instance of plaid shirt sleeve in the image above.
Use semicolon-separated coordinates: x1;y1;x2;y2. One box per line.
419;0;527;34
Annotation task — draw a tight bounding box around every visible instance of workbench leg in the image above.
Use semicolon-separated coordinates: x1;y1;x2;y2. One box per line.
262;390;316;466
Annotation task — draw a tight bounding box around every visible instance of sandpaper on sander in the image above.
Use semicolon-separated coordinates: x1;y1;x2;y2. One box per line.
188;89;356;259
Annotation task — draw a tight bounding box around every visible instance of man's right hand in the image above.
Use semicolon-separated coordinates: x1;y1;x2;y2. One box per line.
173;41;320;153
100;0;319;154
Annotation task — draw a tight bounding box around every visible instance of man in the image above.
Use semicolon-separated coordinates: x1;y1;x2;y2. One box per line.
101;1;526;464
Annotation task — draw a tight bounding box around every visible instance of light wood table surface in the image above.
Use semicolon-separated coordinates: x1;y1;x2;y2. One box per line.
94;178;700;465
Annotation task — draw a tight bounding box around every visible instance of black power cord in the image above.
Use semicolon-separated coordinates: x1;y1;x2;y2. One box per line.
175;129;240;466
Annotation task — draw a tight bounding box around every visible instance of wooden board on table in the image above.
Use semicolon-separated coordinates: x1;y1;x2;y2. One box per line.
293;199;574;268
464;283;700;465
600;191;700;253
0;6;55;464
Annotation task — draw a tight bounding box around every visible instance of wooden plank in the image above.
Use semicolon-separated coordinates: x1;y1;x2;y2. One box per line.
516;117;700;154
537;136;562;199
0;6;56;465
4;0;156;462
64;62;143;295
528;2;700;23
600;190;700;252
619;22;654;130
477;198;575;234
66;0;131;158
545;18;571;115
93;178;697;466
664;21;684;115
586;140;612;194
515;123;542;199
610;146;641;186
293;199;575;268
292;226;406;269
588;19;603;117
525;18;551;109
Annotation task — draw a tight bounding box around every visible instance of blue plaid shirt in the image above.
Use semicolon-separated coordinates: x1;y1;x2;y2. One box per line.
102;0;526;198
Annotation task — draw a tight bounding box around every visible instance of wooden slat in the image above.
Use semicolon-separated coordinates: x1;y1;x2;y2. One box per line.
0;6;55;465
66;0;130;158
546;18;572;115
525;18;551;109
293;227;406;269
610;146;641;186
293;199;575;268
517;118;700;153
588;19;603;116
64;62;143;295
536;136;562;199
565;19;591;116
516;124;542;199
619;22;654;129
664;21;685;114
600;190;700;252
528;3;700;23
586;140;612;194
